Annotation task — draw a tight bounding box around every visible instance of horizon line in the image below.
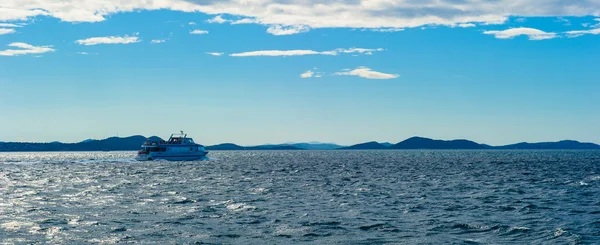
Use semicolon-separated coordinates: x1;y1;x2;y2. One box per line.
2;135;598;146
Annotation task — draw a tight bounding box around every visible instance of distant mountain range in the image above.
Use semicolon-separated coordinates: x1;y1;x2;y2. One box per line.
253;142;344;150
205;143;302;151
341;137;600;150
0;136;163;152
0;136;598;152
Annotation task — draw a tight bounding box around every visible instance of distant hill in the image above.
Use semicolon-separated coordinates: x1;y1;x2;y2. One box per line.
258;142;343;150
341;137;599;150
248;145;302;150
70;136;162;151
391;137;491;149
0;136;598;152
205;143;246;151
0;136;161;152
496;140;600;150
341;141;389;150
205;143;302;151
288;143;343;150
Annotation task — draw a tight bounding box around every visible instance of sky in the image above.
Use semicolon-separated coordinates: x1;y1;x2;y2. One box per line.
0;0;599;146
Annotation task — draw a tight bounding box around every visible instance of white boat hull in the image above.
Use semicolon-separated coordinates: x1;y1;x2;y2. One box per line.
136;131;208;161
136;151;208;161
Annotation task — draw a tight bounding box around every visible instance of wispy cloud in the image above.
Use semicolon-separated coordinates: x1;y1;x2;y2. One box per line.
368;28;405;32
190;29;209;35
0;42;55;56
300;68;323;78
206;52;223;56
335;48;384;55
77;52;88;55
266;25;310;35
483;27;558;40
231;50;324;57
205;15;256;25
334;67;399;79
555;17;571;26
564;28;600;38
0;23;23;27
515;18;527;23
150;39;166;44
207;15;304;35
230;48;384;57
76;35;140;46
300;70;315;78
231;18;257;25
592;18;600;28
188;21;196;25
0;28;15;35
458;23;476;28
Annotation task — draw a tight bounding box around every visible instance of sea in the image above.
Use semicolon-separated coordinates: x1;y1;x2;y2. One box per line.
0;150;599;244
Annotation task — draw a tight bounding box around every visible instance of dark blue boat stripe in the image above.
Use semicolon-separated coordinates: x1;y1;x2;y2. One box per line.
148;155;207;158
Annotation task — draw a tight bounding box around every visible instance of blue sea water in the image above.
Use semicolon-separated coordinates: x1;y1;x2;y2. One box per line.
0;150;599;244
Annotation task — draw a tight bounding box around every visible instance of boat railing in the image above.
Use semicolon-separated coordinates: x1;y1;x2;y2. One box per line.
143;140;167;146
144;140;194;146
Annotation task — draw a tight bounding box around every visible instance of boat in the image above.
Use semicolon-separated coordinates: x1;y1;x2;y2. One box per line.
135;131;208;161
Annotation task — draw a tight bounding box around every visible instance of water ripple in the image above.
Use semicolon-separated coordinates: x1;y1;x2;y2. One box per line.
1;150;599;243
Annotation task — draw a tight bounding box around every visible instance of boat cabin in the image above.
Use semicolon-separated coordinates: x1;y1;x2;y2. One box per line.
138;131;204;155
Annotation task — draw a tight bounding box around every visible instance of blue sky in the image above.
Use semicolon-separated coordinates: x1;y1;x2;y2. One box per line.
0;1;599;145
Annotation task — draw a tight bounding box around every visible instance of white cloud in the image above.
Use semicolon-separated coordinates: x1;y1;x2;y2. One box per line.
76;35;140;45
190;29;209;35
483;27;558;40
2;1;600;30
205;15;257;25
458;23;476;28
300;68;323;78
515;18;527;23
208;15;309;35
231;18;257;25
230;47;384;57
206;52;223;56
0;23;22;27
0;8;48;22
369;28;405;32
335;48;384;55
207;15;227;24
231;50;323;57
77;52;88;55
564;28;600;38
150;39;166;44
0;28;15;35
266;25;310;35
334;67;399;80
555;17;571;26
300;70;314;78
0;42;55;56
592;18;600;28
188;21;196;25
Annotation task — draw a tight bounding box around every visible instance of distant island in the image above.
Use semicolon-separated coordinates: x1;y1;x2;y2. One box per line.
0;136;598;152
